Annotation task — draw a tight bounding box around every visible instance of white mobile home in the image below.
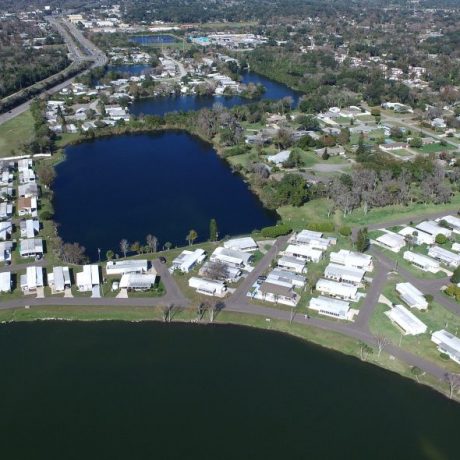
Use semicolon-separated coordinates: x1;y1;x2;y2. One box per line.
172;249;206;273
0;202;13;219
76;265;100;292
385;305;427;335
20;266;44;293
256;281;299;307
403;251;440;272
289;230;335;251
329;249;373;271
48;266;71;293
119;273;157;291
277;256;307;274
396;282;428;311
223;237;258;252
210;247;252;269
267;269;306;288
189;277;227;297
19;238;43;258
309;296;351;320
375;232;406;253
0;272;11;293
284;244;323;263
452;243;460;253
438;215;460;234
0;241;13;262
428;246;460;268
315;278;358;301
20;219;39;239
416;220;452;238
199;261;242;282
324;263;365;286
106;259;148;275
432;330;460;364
0;221;12;241
398;226;435;245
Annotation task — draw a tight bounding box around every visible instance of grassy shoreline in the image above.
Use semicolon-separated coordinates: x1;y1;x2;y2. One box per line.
0;305;456;402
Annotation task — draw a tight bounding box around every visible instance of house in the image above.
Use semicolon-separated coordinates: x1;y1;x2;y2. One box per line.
438;215;460;234
48;266;71;293
403;251;440;272
267;150;291;166
19;238;43;258
18;183;39;198
17;196;38;217
431;330;460;364
0;202;13;219
277;256;307;274
385;305;427;335
20;266;44;294
266;268;306;288
324;263;365;286
0;241;13;262
453;243;460;253
398;226;435;245
223;237;258;252
76;265;100;292
210;247;252;269
20;219;39;239
106;259;148;275
309;296;351;320
289;230;336;251
375;232;406;253
119;273;157;291
416;220;452;238
315;278;358;301
428;246;460;268
171;249;206;273
396;282;428;310
0;272;11;293
188;277;227;297
255;281;299;307
0;221;12;241
329;250;373;271
284;244;323;263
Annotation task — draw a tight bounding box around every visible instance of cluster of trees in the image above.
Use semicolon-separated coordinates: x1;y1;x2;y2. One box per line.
111;234;160;259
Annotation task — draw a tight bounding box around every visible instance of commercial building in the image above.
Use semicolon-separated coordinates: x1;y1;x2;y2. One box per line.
403;251;440;272
330;249;373;271
396;282;428;311
431;330;460;364
385;305;427;335
309;296;351;320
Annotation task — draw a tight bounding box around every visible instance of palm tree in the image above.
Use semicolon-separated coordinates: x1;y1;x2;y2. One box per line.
186;229;198;246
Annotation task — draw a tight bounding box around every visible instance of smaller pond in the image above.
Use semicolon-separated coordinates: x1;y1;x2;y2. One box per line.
106;64;152;76
130;35;178;45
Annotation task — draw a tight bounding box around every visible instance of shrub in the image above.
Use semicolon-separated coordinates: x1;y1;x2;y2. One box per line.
306;222;335;232
40;210;54;220
451;266;460;284
435;234;448;245
261;224;292;238
424;294;434;303
339;225;352;237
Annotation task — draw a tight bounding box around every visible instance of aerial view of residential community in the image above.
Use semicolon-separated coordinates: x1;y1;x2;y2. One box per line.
0;0;460;458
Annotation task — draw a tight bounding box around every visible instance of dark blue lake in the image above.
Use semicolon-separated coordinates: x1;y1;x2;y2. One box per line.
130;71;301;117
54;132;277;259
107;64;152;76
130;34;178;45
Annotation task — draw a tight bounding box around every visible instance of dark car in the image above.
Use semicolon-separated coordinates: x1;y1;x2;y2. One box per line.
159;256;167;264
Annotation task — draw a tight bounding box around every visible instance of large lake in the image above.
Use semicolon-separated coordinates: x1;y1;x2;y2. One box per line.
54;132;277;259
0;321;458;459
130;71;301;116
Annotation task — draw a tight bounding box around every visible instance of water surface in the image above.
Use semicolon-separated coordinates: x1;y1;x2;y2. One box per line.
0;321;458;460
130;34;178;45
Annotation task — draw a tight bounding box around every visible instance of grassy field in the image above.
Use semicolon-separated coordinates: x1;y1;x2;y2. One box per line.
417;143;456;153
0;109;35;155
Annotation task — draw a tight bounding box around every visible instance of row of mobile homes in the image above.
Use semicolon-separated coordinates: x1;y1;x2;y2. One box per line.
76;265;100;292
428;246;460;268
283;244;323;263
309;296;352;320
277;256;307;274
120;273;157;291
399;226;435;245
431;330;460;364
315;278;358;301
48;266;71;293
171;249;206;273
20;266;44;294
210;247;252;270
403;251;440;272
416;221;452;238
396;282;428;311
324;263;365;286
375;232;406;253
19;238;43;258
106;259;148;276
19;219;39;239
385;305;427;335
188;277;227;297
223;237;258;252
0;272;11;293
330;249;373;271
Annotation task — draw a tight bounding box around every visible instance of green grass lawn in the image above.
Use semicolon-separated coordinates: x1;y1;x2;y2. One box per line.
416;143;456;153
0;110;35;155
390;148;413;157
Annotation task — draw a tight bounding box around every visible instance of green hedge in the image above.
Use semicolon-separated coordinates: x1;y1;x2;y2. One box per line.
261;224;292;238
306;222;335;232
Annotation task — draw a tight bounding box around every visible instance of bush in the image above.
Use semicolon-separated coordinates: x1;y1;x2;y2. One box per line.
339;225;352;237
40;210;54;220
306;222;335;232
451;266;460;284
435;234;448;245
424;294;434;303
261;224;292;238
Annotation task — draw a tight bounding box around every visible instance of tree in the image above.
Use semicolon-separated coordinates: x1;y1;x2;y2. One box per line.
339;226;352;237
445;373;460;399
411;366;423;383
359;342;373;361
409;137;423;148
375;334;389;359
435;234;448;245
321;148;330;160
186;229;198;246
120;239;129;258
61;242;88;264
355;228;370;252
451;266;460;284
38;164;56;187
202;261;229;281
106;250;114;260
164;242;172;251
131;241;141;254
146;234;158;253
209;218;218;242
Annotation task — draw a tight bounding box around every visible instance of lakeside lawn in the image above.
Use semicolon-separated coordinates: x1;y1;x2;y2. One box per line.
416;143;457;154
0;109;35;156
